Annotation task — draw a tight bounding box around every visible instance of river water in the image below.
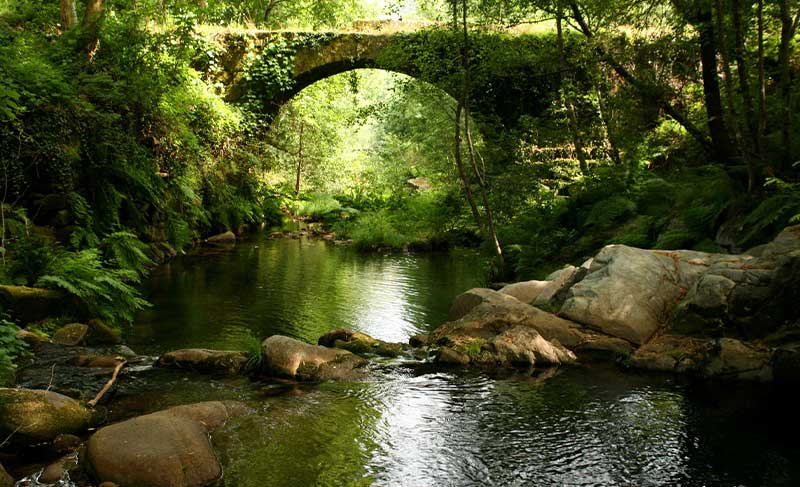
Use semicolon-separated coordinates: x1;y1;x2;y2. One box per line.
124;234;800;487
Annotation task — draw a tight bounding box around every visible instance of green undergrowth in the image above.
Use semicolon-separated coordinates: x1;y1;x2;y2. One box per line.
499;164;800;280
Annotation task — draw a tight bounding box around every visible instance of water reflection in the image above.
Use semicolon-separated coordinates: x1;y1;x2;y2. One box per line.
127;234;800;487
133;235;486;353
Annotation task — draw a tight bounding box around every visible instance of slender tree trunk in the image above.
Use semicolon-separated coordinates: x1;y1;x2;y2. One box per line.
595;78;622;165
730;0;759;190
295;123;303;199
568;1;711;153
779;0;793;172
454;104;484;233
757;0;767;166
461;0;503;268
557;9;589;174
60;0;78;29
695;3;734;165
714;0;744;153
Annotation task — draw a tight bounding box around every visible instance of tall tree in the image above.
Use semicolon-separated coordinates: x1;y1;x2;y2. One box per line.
556;3;589;175
60;0;78;29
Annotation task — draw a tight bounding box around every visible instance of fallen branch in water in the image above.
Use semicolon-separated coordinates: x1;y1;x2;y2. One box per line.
87;359;125;408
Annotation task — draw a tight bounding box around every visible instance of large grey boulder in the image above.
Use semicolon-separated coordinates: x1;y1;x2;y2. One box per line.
261;335;367;381
87;401;251;487
0;388;91;444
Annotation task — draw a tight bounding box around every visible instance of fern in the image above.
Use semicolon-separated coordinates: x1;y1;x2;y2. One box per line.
103;231;153;277
0;312;29;385
36;249;151;325
738;178;800;247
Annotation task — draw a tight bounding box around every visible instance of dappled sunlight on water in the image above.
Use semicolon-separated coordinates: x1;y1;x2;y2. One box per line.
125;234;800;487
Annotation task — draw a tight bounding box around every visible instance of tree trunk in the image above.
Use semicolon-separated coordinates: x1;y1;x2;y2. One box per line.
779;0;793;173
461;0;503;269
568;1;712;154
714;0;744;153
695;3;734;165
595;78;622;165
557;9;590;174
82;0;105;59
454;103;484;233
60;0;78;29
730;0;759;190
295;123;303;199
757;0;767;167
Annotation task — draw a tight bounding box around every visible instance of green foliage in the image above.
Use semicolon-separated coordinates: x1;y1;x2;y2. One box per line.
0;312;28;385
7;232;56;286
290;194;343;221
36;249;150;325
738;178;800;248
103;231;153;278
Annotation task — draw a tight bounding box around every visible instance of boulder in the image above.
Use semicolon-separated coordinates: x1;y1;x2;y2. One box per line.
498;280;549;304
261;335;367;381
559;245;731;344
701;338;773;381
492;326;576;367
0;388;91;444
318;329;405;357
435;347;471;365
52;323;89;346
436;289;588;349
207;231;236;243
157;349;250;374
40;454;79;484
87;401;251;487
0;464;13;487
409;334;431;347
629;335;712;374
628;335;773;381
535;260;592;307
448;288;517;321
0;285;66;324
86;319;122;345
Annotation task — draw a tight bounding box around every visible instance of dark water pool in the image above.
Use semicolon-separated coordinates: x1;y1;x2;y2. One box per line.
125;234;800;487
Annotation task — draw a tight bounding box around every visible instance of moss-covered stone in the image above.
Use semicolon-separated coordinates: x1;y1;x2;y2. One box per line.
0;285;66;324
0;388;91;444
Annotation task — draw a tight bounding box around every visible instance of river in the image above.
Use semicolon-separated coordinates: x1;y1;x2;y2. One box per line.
120;234;800;487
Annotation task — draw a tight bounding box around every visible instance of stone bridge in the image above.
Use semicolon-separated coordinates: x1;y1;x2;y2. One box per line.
212;28;579;129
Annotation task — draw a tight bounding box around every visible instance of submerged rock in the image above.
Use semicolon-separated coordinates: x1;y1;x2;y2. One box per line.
261;335;367;381
318;329;405;357
0;388;91;444
157;349;250;374
87;401;251;487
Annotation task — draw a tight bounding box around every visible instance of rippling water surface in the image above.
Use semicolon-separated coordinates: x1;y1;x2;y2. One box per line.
128;234;800;487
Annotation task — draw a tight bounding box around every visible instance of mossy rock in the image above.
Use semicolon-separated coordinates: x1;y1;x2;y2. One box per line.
0;388;91;445
0;285;67;324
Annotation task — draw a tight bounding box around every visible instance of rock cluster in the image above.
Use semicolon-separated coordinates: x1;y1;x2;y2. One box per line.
425;225;800;381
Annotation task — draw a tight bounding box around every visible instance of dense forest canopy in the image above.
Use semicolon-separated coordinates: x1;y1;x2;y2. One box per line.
1;0;800;381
